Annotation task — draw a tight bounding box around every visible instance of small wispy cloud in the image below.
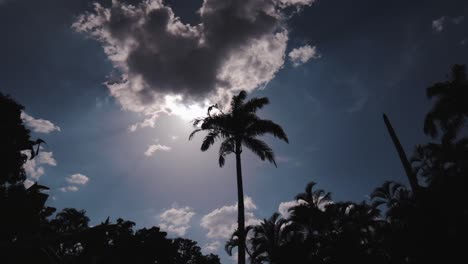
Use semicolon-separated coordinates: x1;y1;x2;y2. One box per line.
21;111;61;134
144;144;171;157
60;186;79;192
66;173;89;185
432;16;446;32
432;15;464;32
60;173;89;192
452;16;464;24
288;45;320;67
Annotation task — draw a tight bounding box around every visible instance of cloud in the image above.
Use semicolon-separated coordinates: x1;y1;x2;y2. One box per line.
73;0;314;128
200;196;260;240
278;200;304;219
277;0;316;8
22;149;57;180
23;179;35;189
288;45;320;67
452;16;464;24
432;16;445;32
21;111;61;134
203;241;222;253
144;143;171;156
66;173;90;185
60;186;79;192
432;16;464;32
159;206;196;236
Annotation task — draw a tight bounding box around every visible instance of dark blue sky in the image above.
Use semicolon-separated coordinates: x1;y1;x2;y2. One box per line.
1;0;467;262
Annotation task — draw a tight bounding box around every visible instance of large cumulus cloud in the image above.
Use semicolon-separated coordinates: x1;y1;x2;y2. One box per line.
73;0;313;125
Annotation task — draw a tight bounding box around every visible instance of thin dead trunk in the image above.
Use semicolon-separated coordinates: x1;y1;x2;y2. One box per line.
383;113;419;196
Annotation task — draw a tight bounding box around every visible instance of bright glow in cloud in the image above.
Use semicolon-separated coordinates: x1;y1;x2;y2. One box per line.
21;111;61;133
159;206;196;236
73;0;315;129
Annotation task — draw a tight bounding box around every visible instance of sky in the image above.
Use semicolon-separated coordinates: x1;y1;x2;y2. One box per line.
1;0;468;262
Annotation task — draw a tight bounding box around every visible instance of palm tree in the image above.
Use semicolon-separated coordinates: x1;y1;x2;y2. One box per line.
288;182;332;250
189;90;288;264
424;64;468;143
248;213;289;264
370;181;412;222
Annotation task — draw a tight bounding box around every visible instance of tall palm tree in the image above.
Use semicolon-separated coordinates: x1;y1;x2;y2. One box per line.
189;90;288;264
424;64;468;143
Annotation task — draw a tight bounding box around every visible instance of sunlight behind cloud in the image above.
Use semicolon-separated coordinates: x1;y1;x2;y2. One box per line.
165;95;210;121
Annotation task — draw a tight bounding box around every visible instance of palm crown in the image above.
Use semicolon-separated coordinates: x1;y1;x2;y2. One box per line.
424;64;468;142
189;90;289;166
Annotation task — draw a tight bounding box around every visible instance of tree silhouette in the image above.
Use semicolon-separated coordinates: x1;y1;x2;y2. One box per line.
189;90;288;264
424;64;468;143
0;93;221;264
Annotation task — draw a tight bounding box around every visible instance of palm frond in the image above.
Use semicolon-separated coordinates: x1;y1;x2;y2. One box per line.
243;137;277;167
201;131;219;151
188;129;202;141
242;97;269;113
231;90;247;111
218;138;235;167
245;119;289;143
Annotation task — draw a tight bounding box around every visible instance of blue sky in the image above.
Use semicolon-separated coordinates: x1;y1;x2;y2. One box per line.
1;0;468;262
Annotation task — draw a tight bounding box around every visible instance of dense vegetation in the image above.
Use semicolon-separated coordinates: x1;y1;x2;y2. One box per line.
224;65;468;264
1;64;467;264
0;92;221;264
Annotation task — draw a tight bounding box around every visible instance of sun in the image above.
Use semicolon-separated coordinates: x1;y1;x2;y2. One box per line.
164;95;210;121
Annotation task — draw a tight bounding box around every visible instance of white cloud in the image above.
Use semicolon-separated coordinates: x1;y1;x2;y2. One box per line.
277;0;316;8
144;144;171;156
23;179;35;189
22;149;57;180
21;111;61;134
432;16;446;32
203;241;222;253
171;135;179;141
66;173;89;185
159;206;196;236
278;200;306;219
200;196;260;240
288;45;320;67
73;0;315;128
60;186;79;192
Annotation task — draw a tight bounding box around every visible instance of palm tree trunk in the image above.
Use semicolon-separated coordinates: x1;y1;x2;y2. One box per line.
383;113;420;196
235;139;246;264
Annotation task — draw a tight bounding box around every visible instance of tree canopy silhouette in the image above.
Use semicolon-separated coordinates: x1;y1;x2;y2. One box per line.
0;92;221;264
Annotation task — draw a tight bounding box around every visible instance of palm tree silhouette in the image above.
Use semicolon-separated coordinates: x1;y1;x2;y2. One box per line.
248;212;288;264
189;90;288;264
424;64;468;143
